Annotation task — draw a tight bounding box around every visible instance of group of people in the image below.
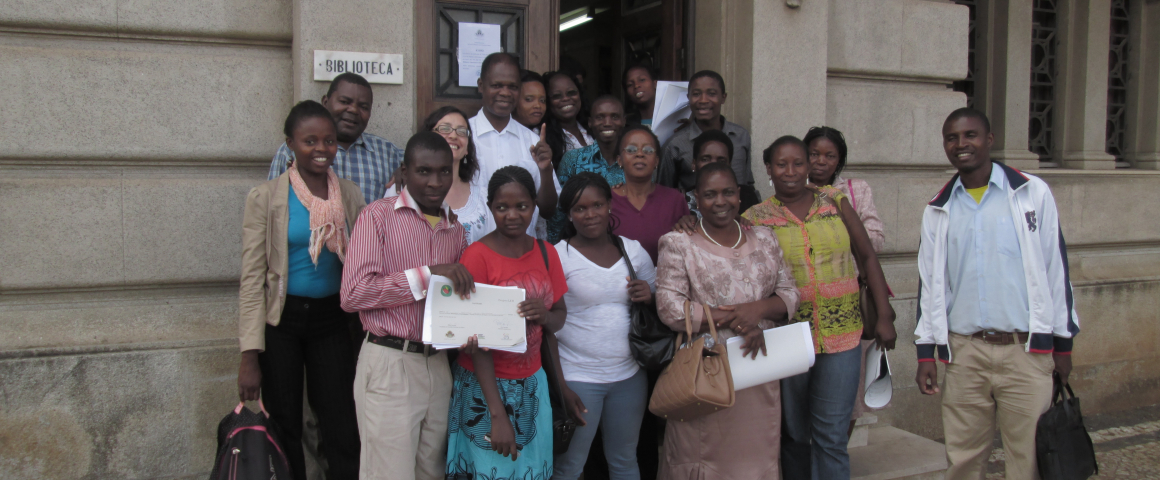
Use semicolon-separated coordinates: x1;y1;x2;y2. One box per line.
237;51;1079;480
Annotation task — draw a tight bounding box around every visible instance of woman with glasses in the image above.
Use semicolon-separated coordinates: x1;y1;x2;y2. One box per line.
611;125;690;264
608;124;689;480
420;106;492;244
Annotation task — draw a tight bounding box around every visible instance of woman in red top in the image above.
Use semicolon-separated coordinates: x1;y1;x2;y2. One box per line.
446;165;575;479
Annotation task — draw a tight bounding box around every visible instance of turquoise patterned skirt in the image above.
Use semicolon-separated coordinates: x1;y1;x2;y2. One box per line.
446;364;553;480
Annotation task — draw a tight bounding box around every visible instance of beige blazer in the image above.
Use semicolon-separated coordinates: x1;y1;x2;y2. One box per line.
238;172;366;352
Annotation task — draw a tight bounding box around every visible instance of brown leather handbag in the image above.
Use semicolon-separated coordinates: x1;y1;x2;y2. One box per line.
648;301;735;422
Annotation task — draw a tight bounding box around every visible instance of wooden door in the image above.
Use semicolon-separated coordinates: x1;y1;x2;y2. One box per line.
619;0;688;83
415;0;558;126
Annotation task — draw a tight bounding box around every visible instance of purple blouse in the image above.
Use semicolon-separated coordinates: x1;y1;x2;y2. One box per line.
611;185;690;263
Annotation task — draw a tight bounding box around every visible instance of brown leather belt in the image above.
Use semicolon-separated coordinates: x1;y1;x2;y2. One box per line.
971;331;1030;345
367;333;436;356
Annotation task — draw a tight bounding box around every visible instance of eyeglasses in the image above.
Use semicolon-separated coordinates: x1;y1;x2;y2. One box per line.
623;145;657;156
434;124;471;137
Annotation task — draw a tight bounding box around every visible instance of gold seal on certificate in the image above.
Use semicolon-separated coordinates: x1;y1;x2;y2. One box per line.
421;275;528;352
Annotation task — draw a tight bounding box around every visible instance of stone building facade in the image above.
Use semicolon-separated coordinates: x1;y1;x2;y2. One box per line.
1;0;1157;477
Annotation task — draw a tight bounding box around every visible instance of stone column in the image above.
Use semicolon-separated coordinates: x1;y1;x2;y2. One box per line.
1125;1;1160;169
976;0;1039;169
292;0;415;144
1053;0;1116;169
748;0;829;155
693;0;828;196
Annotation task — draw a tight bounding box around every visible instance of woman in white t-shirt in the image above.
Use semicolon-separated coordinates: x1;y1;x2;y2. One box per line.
553;172;656;480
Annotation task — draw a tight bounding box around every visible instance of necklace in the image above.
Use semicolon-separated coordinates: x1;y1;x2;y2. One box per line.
699;217;742;249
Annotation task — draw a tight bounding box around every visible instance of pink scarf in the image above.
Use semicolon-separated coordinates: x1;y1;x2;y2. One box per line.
287;167;348;264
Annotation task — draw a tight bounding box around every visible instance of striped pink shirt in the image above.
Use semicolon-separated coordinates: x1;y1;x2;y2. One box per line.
340;187;467;340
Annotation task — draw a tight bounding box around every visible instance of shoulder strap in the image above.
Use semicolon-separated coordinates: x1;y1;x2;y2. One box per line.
535;238;568;412
847;179;858;210
536;239;550;272
820;191;867;269
614;236;639;281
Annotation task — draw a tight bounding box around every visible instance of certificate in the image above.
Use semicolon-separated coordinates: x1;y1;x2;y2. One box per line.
422;275;527;351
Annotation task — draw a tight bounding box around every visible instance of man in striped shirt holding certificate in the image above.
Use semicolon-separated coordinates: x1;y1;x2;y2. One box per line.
341;132;475;480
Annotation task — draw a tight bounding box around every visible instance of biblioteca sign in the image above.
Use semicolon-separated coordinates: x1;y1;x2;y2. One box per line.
313;50;404;84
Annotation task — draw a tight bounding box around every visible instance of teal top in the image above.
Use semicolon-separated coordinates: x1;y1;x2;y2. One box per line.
286;188;343;298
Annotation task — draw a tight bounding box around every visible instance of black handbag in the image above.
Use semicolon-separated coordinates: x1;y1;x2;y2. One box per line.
615;237;676;370
1036;373;1098;480
536;240;578;454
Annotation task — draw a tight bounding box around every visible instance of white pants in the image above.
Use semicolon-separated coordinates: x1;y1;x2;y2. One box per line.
354;340;452;480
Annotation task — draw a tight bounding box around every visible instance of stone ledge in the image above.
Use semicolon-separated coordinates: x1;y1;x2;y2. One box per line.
850;426;947;480
0;338;234;360
0;0;292;43
0;25;291;47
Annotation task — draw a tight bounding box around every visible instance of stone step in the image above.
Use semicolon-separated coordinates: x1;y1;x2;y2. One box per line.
850;426;947;480
848;414;879;448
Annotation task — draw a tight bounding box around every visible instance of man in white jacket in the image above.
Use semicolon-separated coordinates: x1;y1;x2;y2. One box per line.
914;108;1078;480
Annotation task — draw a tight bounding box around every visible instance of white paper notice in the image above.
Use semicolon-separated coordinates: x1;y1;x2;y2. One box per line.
650;81;691;146
727;322;816;391
458;23;503;87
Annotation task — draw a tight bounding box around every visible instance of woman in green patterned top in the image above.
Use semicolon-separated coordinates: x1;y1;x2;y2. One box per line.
742;135;896;479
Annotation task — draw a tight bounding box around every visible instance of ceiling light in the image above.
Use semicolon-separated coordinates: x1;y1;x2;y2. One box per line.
559;14;592;31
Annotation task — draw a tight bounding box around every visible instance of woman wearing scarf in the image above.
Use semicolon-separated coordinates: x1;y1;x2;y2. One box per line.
237;100;366;480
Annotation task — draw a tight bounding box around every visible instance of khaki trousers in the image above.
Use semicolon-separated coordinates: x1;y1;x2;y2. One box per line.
354;339;452;480
942;333;1054;480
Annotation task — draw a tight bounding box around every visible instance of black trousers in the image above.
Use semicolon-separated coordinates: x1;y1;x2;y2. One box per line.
260;294;360;480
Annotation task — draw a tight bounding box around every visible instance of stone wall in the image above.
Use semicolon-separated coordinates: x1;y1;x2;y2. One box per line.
0;1;287;478
1;0;420;474
697;0;1160;441
3;0;1159;477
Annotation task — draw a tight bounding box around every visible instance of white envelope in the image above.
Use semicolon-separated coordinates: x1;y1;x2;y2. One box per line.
726;322;816;391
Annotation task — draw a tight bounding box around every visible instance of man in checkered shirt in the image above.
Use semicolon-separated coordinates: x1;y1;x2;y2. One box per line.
267;72;404;205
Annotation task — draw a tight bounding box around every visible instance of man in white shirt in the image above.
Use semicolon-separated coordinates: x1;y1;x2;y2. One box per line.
469;52;560;238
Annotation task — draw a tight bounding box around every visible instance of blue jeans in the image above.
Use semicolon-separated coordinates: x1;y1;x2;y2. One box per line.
553;369;648;480
780;346;862;480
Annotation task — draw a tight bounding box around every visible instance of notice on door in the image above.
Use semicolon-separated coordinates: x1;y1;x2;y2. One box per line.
314;50;404;84
457;22;502;87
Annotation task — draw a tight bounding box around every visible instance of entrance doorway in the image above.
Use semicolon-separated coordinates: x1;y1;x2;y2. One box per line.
413;0;689;126
558;0;689;101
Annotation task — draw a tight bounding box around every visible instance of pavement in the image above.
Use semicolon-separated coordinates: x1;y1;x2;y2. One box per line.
983;404;1160;479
